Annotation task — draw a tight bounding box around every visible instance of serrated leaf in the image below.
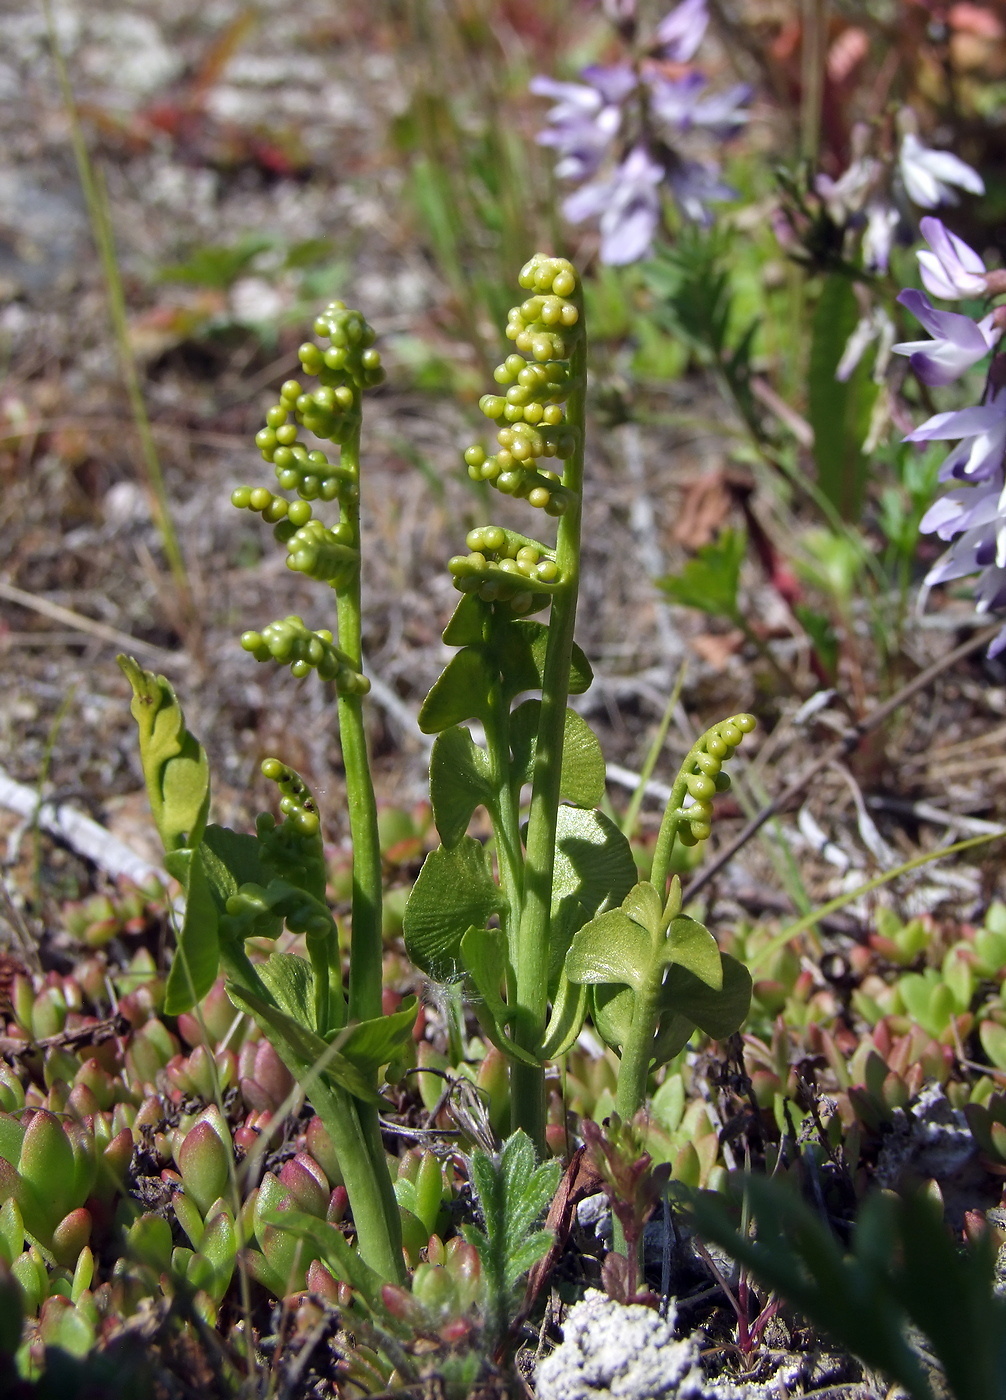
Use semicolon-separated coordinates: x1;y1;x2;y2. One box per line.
460;927;539;1066
658;950;751;1039
565;909;651;993
660;916;722;991
658;529;745;620
443;592;490;647
549;807;638;981
418;649;497;734
118;655;210;857
509;701;606;808
497;620;593;703
465;1130;560;1342
429;726;492;848
165;843;222;1015
403;838;504;983
226;983;387;1106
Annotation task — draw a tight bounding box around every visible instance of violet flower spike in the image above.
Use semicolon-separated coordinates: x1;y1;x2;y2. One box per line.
899;132;985;209
917;216;988;300
653;0;709;62
892;289;999;387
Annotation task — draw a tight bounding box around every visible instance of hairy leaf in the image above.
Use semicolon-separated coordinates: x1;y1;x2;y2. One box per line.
403;838;504;983
463;1130;560;1344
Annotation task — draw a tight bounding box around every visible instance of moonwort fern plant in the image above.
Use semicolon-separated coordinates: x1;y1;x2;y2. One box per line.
119;258;755;1296
402;254;754;1152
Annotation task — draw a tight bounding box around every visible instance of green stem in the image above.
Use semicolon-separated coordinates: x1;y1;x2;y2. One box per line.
334;421;383;1027
611;968;661;1259
330;407;404;1279
483;654;525;994
511;291;587;1149
649;759;695;900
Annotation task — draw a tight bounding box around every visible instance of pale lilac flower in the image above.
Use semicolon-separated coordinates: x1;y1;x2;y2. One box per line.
906;387;1006;483
920;474;1006;655
814;156;880;225
530;75;623;182
898;132;985;209
916;216;987;300
653;0;708;61
666;157;735;225
564;145;665;264
647;73;750;137
893;289;999;386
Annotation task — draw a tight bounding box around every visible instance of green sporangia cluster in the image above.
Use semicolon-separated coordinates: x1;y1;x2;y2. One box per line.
447;525;562;616
463;255;581;517
238;614;369;691
674;713;756;846
251;303;384;503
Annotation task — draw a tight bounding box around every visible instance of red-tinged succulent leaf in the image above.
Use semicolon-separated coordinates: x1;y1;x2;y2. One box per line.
50;1207;92;1269
278;1155;329;1218
177;1113;232;1217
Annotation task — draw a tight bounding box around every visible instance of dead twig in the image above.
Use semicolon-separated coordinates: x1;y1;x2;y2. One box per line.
685;623;1002;901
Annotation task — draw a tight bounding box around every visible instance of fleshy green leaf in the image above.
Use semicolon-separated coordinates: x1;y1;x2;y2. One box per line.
165;825;280;1015
660;916;722;991
338;996;420;1072
429;726;493;848
497;620;592;703
549;806;638;981
622;881;664;937
459;927;539;1066
565;909;651;993
118;655;210;858
403;838;504;983
442;592;490;647
540;973;588;1058
509;702;606;808
658;951;751;1038
165;843;222;1015
226;983;387;1106
419;649;497;734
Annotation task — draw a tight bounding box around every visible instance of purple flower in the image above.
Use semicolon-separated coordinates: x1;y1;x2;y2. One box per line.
653;0;708;61
647;73;750;137
563;145;665;264
892;289;999;386
898;133;985;209
920;473;1006;655
906;387;1006;483
530;74;623;182
917;216;987;300
666;157;735;225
